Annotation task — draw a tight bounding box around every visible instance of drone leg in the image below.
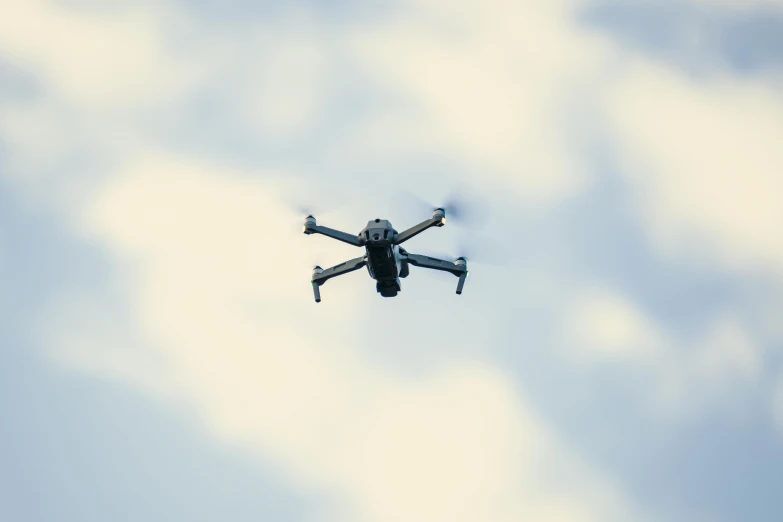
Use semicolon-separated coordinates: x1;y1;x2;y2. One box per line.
456;272;467;295
310;256;367;303
403;253;468;296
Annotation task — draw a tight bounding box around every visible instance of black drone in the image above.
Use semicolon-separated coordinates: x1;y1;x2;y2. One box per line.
304;209;468;302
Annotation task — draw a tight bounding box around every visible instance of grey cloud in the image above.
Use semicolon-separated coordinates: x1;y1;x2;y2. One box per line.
0;184;309;522
581;1;783;75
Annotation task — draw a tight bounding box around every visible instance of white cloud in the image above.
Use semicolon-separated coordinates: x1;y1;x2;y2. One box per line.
6;0;782;279
564;287;761;416
334;0;783;280
338;0;609;200
694;317;760;382
0;1;200;106
0;0;609;204
568;286;661;359
5;0;781;517
605;59;783;278
186;9;334;141
43;155;640;522
242;20;331;139
0;1;195;192
0;0;333;187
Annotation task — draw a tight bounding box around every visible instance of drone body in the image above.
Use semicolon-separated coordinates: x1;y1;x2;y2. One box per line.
304;209;468;302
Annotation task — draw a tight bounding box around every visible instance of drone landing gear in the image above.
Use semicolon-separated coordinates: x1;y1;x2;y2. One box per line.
456;271;467;295
311;257;367;303
312;281;322;303
403;254;468;295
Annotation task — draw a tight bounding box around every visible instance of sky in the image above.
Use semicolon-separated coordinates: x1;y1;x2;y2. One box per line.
1;0;783;521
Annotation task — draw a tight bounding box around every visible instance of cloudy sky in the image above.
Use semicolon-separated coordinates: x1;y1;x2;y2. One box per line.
2;0;783;521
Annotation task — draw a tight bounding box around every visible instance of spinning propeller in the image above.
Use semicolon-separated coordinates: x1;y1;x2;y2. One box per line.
395;187;490;229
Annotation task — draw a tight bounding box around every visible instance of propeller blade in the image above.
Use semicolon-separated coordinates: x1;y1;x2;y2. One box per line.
282;183;350;220
394;187;490;229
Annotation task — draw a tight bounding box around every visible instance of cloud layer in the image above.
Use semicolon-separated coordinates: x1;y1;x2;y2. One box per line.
51;156;635;522
3;0;783;521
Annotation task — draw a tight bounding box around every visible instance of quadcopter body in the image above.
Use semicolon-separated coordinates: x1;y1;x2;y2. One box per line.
304;209;467;302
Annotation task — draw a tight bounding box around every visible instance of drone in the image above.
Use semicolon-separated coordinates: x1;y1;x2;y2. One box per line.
304;208;468;302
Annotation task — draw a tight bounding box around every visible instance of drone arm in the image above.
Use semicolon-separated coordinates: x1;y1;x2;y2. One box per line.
405;253;468;295
404;253;468;294
404;253;464;276
313;256;367;285
311;256;367;302
394;216;445;245
304;223;363;247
